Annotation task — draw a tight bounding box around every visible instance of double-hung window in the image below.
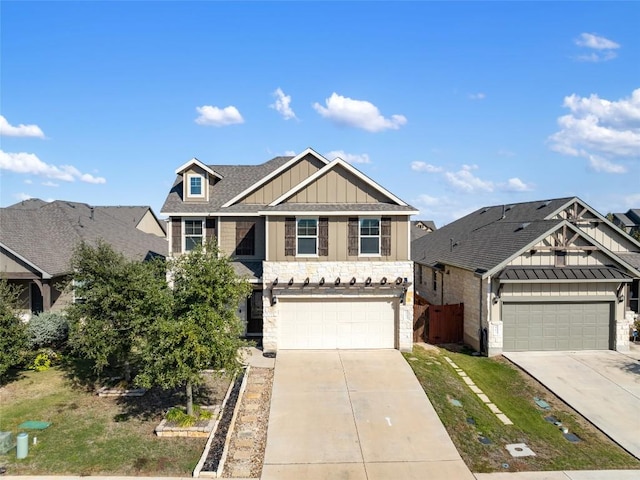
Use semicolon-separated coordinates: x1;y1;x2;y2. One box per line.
187;174;205;198
297;218;318;255
184;219;204;251
360;218;380;255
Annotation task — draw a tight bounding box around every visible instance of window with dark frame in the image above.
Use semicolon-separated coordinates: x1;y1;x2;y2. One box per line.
235;221;256;256
418;264;423;285
432;269;438;291
555;250;566;267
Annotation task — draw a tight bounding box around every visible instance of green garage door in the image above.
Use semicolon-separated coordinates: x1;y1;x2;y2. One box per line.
502;302;612;351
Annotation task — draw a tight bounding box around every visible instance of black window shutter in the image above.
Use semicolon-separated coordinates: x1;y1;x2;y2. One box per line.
318;217;329;256
285;217;296;256
348;218;359;256
171;217;182;254
235;221;256;256
381;217;391;256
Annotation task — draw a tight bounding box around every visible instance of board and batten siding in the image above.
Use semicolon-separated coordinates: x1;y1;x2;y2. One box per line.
182;164;214;203
286;168;391;204
240;154;325;204
218;216;265;260
267;215;409;261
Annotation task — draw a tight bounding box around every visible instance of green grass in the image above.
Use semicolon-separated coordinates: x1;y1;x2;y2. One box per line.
0;368;227;476
405;346;640;473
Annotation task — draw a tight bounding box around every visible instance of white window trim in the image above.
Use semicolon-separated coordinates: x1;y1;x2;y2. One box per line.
296;217;319;257
186;173;206;198
183;217;204;252
359;217;381;257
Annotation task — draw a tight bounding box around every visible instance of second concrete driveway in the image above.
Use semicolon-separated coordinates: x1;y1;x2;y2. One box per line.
503;350;640;460
262;350;473;480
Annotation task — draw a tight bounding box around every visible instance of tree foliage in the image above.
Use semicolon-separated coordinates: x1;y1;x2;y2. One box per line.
0;277;27;380
135;242;251;415
27;312;69;350
66;241;169;381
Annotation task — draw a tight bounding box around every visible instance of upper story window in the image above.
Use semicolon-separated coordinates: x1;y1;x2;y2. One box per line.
360;218;380;255
184;219;203;251
432;270;438;291
235;221;256;256
187;174;205;198
297;218;318;255
555;250;566;267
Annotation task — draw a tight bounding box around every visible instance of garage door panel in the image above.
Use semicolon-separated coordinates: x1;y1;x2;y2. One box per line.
503;302;611;352
279;299;396;350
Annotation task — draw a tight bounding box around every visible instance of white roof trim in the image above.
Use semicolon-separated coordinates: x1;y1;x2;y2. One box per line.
484;220;640;279
258;210;419;216
174;157;222;178
221;148;330;208
268;157;408;207
160;211;262;217
0;242;51;279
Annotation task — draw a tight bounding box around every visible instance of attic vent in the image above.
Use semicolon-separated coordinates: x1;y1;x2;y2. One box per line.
537;200;551;209
480;207;490;214
515;222;530;231
505;205;513;211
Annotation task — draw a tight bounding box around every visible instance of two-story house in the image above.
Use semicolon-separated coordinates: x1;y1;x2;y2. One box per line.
161;148;418;353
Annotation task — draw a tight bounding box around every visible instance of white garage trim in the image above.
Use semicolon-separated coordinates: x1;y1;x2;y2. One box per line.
277;298;397;349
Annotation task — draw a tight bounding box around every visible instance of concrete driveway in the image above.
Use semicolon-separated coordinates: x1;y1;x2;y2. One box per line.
262;349;474;480
503;349;640;459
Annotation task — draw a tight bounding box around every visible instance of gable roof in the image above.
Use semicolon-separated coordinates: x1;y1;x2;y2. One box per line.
175;157;222;178
411;220;436;241
411;197;640;278
0;200;168;277
161;149;417;215
268;157;408;207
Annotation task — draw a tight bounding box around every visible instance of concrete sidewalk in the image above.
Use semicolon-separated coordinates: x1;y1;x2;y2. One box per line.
261;349;474;480
474;470;640;479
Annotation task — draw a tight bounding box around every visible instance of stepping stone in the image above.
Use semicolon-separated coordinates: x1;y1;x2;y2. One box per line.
478;435;492;445
449;398;463;407
505;443;535;457
462;377;475;386
534;397;551;410
477;393;490;403
563;432;581;443
487;403;502;414
466;417;476;425
469;385;483;394
496;413;513;425
544;415;558;424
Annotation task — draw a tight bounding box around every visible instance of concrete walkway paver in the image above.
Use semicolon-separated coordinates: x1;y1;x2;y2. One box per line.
261;349;474;480
503;350;640;460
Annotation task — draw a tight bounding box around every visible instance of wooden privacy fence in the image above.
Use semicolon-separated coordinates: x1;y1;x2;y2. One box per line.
413;302;464;344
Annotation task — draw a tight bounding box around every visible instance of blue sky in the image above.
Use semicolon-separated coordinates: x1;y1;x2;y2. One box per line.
1;1;638;226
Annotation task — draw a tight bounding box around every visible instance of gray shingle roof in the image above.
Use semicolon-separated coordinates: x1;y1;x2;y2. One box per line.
411;220;436;241
0;200;168;277
161;155;417;215
411;198;577;273
231;260;263;281
613;212;636;227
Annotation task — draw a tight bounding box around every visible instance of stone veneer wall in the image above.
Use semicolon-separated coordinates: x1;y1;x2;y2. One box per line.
261;261;414;352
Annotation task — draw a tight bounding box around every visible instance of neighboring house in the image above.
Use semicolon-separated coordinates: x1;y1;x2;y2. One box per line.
161;148;418;352
0;199;168;319
412;197;640;356
612;209;640;236
411;220;436;242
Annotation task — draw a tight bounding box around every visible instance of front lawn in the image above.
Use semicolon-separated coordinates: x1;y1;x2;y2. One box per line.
405;345;640;473
0;367;230;476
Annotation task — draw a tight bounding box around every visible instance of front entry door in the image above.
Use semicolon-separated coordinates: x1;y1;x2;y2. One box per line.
246;290;263;336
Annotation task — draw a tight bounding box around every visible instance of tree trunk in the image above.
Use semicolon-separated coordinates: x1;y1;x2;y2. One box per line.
123;360;131;383
186;381;194;416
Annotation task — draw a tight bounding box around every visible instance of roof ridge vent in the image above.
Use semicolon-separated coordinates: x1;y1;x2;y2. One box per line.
538;200;551;209
515;222;531;231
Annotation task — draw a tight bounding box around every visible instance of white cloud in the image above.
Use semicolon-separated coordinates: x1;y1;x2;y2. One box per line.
15;192;33;201
270;88;296;120
444;164;494;193
469;92;486;100
624;193;640;206
501;177;533;192
195;105;244;126
313;93;407;132
411;161;443;173
42;181;59;187
325;150;371;164
497;149;516;157
0;115;45;138
0;150;107;184
284;150;297;157
574;33;620;62
548;88;640;173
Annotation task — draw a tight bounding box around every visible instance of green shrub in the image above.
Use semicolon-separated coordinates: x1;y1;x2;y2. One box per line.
27;312;69;350
30;352;52;372
165;405;212;427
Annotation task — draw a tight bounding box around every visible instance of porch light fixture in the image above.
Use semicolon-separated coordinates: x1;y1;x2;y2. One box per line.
350;277;356;285
618;294;624;303
271;295;278;305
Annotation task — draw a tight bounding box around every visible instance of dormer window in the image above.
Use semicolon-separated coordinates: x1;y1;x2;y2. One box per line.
187;174;205;198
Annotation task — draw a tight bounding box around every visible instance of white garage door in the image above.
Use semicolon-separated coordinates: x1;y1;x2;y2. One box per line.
278;298;396;349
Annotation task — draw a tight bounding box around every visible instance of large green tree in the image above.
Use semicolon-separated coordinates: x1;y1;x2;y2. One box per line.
0;277;27;381
67;241;169;381
135;242;251;416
